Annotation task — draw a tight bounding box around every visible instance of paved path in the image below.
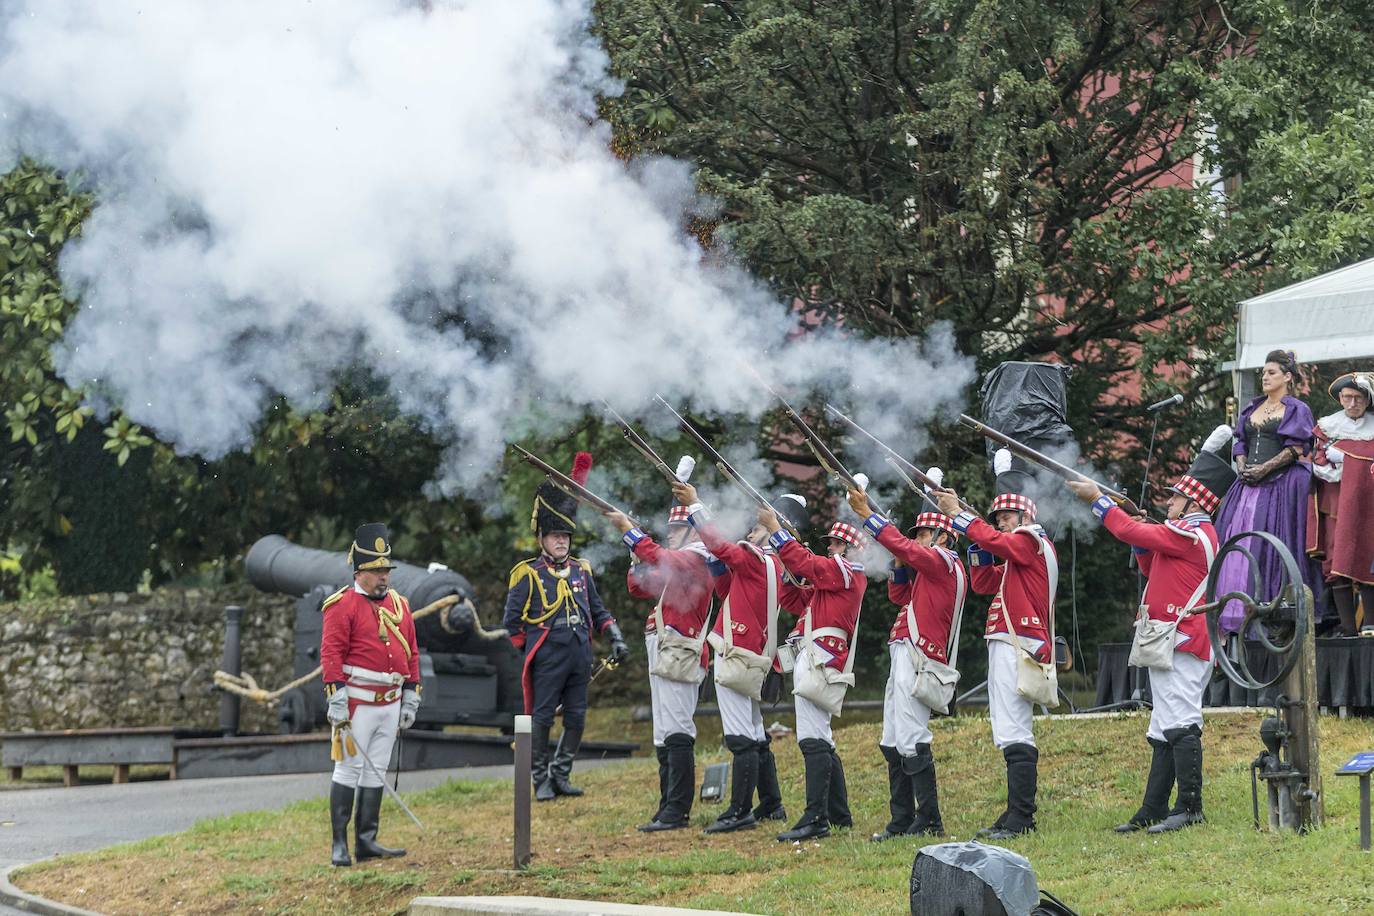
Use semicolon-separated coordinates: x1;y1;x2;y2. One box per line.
0;761;620;914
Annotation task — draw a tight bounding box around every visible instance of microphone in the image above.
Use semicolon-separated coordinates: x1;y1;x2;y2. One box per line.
1146;393;1184;412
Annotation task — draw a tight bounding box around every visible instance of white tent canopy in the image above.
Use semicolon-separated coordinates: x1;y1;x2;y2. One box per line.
1236;257;1374;370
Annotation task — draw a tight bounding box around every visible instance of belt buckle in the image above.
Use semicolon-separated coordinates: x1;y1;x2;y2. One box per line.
567;614;581;626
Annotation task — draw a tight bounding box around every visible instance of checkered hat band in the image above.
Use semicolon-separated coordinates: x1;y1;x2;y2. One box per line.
989;494;1036;518
1172;476;1219;513
910;512;957;537
825;521;863;547
666;505;692;525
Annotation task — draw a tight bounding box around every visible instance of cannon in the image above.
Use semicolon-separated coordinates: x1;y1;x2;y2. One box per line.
1199;530;1322;832
243;535;522;733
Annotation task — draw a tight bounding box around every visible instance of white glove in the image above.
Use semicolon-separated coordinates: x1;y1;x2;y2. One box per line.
1326;444;1345;465
326;687;350;726
399;689;421;729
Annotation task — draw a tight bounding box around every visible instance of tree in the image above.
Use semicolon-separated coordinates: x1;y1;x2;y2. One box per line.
593;0;1374;659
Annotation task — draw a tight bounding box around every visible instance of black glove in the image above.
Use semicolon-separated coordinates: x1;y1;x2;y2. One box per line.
606;622;630;664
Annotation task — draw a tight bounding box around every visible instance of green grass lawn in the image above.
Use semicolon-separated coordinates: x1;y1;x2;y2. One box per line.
14;708;1374;915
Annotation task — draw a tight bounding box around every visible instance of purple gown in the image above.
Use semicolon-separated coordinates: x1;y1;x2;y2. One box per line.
1214;396;1322;633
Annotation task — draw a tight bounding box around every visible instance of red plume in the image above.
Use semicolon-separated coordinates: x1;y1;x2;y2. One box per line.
571;451;593;486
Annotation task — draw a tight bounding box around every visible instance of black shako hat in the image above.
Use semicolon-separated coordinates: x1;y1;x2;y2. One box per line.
350;523;397;572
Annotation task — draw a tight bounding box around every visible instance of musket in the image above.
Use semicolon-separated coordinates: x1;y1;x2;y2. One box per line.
600;401;678;485
652;395;803;541
509;444;642;527
956;414;1148;517
824;403;974;515
745;371;892;518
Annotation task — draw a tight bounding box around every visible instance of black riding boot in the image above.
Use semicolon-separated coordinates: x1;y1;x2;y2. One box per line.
1332;580;1358;637
871;745;915;841
1149;725;1204;833
650;744;670;822
533;721;555;802
705;735;758;833
827;747;851;829
550;726;584;797
329;781;354;867
1116;737;1175;832
778;739;833;841
640;733;694;831
986;743;1037;839
354;786;406;861
752;737;787;821
906;744;944;836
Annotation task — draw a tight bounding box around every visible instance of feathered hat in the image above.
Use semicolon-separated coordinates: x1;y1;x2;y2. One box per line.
904;467;958;539
988;447;1036;520
1169;425;1236;514
531;452;592;537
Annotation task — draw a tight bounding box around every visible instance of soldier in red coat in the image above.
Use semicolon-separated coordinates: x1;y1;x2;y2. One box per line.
672;479;809;834
938;449;1057;839
320;523;421;867
763;509;868;842
850;472;967;842
1069;425;1235;834
607;484;717;832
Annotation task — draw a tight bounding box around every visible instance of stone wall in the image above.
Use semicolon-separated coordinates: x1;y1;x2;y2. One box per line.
0;586;296;734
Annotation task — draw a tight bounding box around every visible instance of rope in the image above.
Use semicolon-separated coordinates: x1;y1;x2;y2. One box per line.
213;593;467;707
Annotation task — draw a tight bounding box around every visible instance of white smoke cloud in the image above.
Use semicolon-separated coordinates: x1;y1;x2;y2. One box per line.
0;0;973;495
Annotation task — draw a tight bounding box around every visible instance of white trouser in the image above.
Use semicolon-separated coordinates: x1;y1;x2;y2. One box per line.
716;681;765;741
1147;646;1210;741
794;693;834;746
881;641;933;755
646;632;704;745
986;638;1035;749
333;699;400;788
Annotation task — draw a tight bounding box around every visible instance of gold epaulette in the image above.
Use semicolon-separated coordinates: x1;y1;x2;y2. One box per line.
508;558;538;589
575;557;593;574
320;586;349;613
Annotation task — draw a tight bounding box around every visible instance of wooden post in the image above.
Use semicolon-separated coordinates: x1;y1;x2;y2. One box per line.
513;714;531;870
7;766;20;782
63;765;79;788
1286;585;1322;830
112;764;130;785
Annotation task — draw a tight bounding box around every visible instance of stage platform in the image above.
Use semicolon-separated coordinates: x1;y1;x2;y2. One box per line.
1095;637;1374;714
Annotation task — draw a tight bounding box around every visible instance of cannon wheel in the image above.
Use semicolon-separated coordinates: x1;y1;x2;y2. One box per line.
1203;530;1310;692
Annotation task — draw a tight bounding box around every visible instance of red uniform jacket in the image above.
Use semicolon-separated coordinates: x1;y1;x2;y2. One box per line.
625;530;715;669
320;587;421;712
691;510;796;655
875;523;966;665
1099;502;1217;662
957;515;1056;663
774;535;866;671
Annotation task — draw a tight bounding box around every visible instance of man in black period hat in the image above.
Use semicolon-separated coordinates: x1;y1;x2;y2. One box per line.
319;523;421;867
504;452;629;802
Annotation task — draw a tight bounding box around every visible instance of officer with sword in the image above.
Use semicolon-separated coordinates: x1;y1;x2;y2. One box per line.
321;523;423;867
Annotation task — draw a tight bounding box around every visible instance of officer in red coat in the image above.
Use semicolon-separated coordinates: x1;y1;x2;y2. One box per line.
503;454;629;803
1068;425;1235;834
672;479;809;834
320;523;421;867
938;448;1057;839
850;472;967;842
607;481;717;832
764;509;867;842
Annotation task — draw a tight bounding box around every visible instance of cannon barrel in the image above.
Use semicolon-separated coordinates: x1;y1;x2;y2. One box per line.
245;534;484;650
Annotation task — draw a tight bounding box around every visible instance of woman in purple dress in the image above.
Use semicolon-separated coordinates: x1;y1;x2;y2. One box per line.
1215;349;1322;634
